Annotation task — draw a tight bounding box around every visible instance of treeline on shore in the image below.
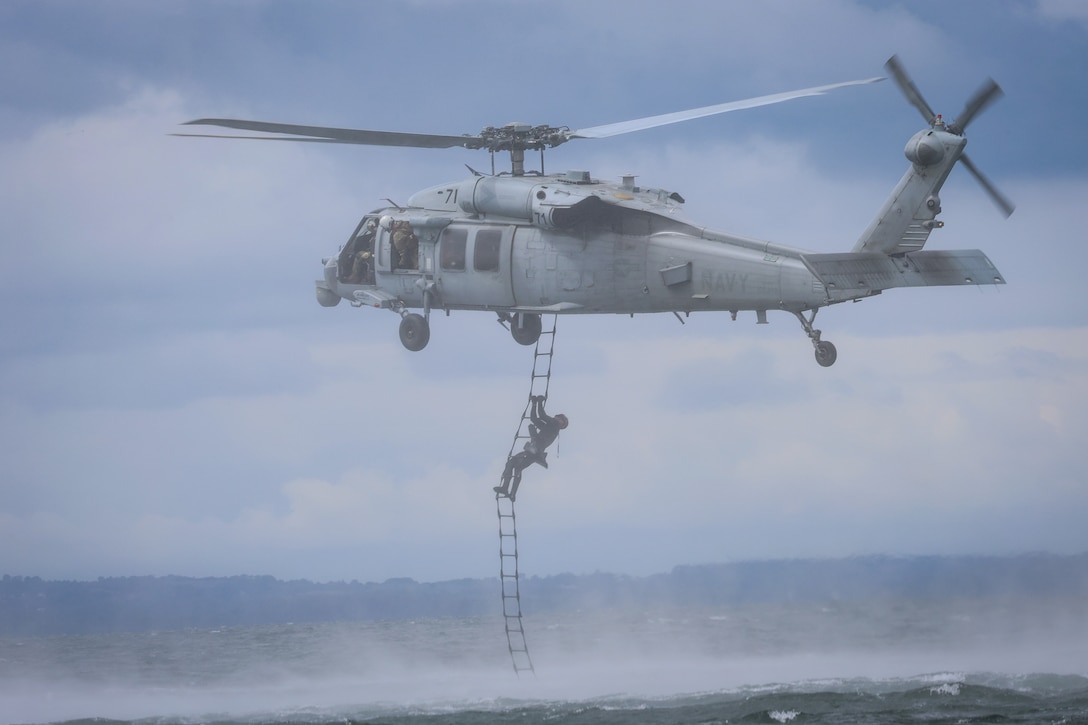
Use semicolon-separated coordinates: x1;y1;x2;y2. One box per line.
2;553;1085;636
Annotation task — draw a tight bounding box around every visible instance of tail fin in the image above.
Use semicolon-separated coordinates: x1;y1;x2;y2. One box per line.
851;56;1013;258
815;57;1015;293
851;144;955;256
813;125;1007;293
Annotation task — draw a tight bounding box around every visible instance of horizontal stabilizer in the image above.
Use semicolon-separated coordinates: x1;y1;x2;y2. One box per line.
802;250;1005;293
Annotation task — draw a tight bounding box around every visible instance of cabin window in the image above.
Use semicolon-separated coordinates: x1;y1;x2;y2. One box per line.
440;227;467;271
474;229;502;272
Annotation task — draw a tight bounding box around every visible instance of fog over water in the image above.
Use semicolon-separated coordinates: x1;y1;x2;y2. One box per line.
3;594;1086;724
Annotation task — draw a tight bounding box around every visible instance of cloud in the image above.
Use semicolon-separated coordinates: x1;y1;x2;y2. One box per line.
1035;0;1088;24
0;1;1084;583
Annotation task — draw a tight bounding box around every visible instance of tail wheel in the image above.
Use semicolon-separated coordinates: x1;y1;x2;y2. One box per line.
399;313;430;351
510;313;542;346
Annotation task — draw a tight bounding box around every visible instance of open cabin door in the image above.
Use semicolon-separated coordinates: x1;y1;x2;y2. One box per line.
373;220;429;305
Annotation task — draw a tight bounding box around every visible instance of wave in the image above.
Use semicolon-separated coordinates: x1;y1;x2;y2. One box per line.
28;672;1088;725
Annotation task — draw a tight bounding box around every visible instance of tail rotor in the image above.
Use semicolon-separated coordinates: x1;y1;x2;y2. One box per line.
885;55;1015;217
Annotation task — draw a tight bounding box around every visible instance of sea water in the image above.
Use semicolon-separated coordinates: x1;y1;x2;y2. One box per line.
2;598;1086;724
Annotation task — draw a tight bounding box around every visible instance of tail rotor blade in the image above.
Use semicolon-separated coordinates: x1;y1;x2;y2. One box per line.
885;55;937;124
960;153;1015;217
952;78;1004;132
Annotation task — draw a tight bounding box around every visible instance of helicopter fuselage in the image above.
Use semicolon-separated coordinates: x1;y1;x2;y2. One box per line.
318;171;849;325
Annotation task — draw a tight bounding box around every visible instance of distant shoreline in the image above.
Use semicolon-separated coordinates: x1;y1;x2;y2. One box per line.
3;553;1085;637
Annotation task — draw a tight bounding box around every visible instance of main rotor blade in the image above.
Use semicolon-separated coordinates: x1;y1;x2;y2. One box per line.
959;152;1015;217
952;78;1003;132
177;119;483;149
885;55;937;124
567;77;884;140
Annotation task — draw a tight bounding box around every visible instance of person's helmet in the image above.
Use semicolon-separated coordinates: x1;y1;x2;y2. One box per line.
379;215;393;230
554;414;569;429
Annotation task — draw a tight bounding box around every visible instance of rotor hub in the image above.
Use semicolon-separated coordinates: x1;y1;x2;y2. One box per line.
478;123;572;153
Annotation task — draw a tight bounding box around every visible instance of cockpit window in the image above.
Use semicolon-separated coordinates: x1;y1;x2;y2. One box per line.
474;229;502;272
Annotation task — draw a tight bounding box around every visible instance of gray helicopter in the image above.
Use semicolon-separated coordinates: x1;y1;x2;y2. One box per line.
179;56;1012;366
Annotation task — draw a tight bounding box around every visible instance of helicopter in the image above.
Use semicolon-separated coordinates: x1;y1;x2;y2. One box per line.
177;56;1012;367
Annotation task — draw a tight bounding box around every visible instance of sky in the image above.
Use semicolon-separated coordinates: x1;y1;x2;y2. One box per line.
1;0;1086;584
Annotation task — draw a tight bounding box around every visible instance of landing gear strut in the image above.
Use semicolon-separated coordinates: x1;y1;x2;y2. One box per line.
793;309;837;367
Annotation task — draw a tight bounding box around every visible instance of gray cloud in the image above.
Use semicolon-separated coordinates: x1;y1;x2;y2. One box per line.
0;0;1084;583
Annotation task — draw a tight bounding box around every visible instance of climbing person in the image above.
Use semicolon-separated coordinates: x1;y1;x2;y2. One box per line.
494;395;568;502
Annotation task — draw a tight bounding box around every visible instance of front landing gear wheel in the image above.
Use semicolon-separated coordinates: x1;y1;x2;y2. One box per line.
510;313;542;346
399;313;430;351
814;340;837;367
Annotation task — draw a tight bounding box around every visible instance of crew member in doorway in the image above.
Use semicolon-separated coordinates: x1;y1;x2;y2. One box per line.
392;219;418;270
346;220;377;284
494;395;568;502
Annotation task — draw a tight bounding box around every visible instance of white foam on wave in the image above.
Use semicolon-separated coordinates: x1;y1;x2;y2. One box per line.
929;682;962;696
